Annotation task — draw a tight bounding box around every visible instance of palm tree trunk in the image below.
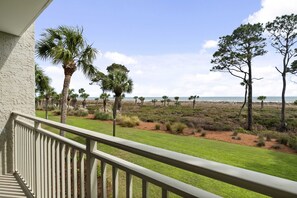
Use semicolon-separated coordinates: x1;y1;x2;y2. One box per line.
45;98;49;119
112;96;119;136
103;100;106;112
60;74;72;136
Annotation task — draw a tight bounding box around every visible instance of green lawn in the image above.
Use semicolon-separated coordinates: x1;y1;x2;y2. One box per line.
36;111;297;198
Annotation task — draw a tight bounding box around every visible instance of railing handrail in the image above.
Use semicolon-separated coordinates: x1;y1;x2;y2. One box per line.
12;111;297;197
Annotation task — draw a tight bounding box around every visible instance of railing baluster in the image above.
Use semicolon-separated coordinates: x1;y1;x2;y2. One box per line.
48;137;52;198
162;188;168;198
112;167;119;198
20;126;23;179
126;172;133;198
73;149;78;198
86;139;97;198
101;161;107;198
35;122;41;198
29;128;33;190
40;134;44;198
56;141;61;198
27;128;30;186
79;151;85;198
142;179;148;198
67;146;71;197
52;139;56;197
25;128;28;184
44;135;48;198
61;143;66;198
13;117;17;172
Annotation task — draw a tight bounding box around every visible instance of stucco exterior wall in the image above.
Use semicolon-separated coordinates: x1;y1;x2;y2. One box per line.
0;24;35;174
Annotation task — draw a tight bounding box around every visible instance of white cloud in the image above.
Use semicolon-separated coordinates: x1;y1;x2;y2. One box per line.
39;50;297;98
202;40;218;49
245;0;297;23
103;51;137;65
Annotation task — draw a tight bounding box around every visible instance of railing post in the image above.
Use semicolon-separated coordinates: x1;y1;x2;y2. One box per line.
86;139;97;198
12;114;17;173
34;121;41;198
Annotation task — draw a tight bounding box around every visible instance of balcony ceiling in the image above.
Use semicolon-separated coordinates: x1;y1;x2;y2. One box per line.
0;0;52;36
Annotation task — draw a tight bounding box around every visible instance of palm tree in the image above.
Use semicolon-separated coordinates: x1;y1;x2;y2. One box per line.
100;93;110;112
70;93;79;108
35;64;51;108
189;95;199;109
117;93;125;111
166;98;171;106
67;89;75;107
79;88;89;108
102;69;133;136
133;96;138;105
174;96;180;106
44;87;55;119
36;26;97;136
162;96;168;106
50;91;58;106
139;97;145;105
35;64;51;94
151;99;157;106
257;96;267;109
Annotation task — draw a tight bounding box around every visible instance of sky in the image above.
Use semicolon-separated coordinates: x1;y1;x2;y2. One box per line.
35;0;297;97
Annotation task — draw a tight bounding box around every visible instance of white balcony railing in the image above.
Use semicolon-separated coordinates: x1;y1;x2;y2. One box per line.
12;111;297;197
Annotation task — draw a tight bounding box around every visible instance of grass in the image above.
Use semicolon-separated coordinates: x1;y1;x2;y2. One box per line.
37;110;297;197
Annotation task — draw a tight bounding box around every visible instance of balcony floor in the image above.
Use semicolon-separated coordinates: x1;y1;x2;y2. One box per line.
0;174;26;198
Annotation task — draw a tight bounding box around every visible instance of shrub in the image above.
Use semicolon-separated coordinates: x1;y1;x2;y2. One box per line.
171;122;187;134
75;108;89;117
94;111;112;120
265;134;272;141
155;124;161;130
288;136;297;151
201;132;206;137
234;127;248;134
118;116;140;127
196;127;202;132
271;144;281;150
277;134;289;145
52;109;61;116
232;131;238;136
257;136;265;147
294;100;297;105
232;136;241;140
67;109;75;116
165;122;172;132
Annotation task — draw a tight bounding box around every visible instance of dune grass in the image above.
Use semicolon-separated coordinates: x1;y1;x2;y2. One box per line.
36;110;297;197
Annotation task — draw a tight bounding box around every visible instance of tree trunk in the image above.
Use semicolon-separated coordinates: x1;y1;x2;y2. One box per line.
60;74;72;136
193;100;195;109
117;98;122;111
82;99;86;108
112;96;119;136
103;100;106;112
261;100;264;109
247;62;253;131
238;84;247;117
280;72;286;131
45;98;49;119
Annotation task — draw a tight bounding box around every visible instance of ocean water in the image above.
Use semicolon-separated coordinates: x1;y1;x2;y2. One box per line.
89;96;297;103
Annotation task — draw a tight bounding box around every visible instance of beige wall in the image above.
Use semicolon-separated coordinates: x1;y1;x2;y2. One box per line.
0;25;35;174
